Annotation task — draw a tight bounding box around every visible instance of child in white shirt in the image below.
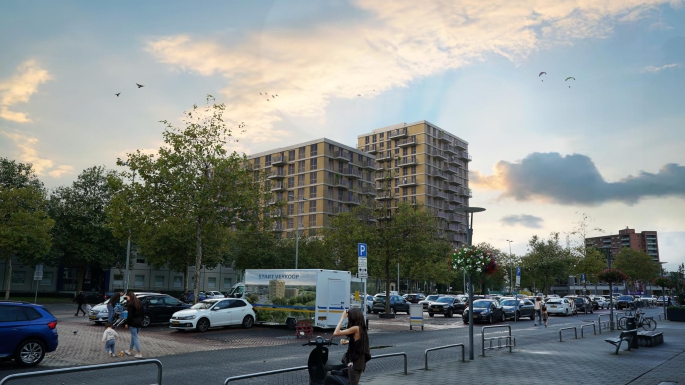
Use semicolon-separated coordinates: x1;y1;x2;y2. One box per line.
102;323;118;357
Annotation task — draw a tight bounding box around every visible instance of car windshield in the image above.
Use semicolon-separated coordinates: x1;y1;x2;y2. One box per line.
191;301;215;310
472;301;491;308
618;296;633;300
436;297;453;303
574;298;583;304
500;300;518;306
426;295;439;301
547;299;562;304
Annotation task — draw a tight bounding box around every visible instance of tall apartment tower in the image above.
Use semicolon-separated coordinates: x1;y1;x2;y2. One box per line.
357;121;472;246
248;138;377;237
585;227;660;262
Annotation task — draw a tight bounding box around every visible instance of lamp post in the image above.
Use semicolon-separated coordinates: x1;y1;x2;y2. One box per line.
603;248;615;331
456;206;486;361
660;262;668;320
288;194;307;269
120;163;135;294
505;239;513;295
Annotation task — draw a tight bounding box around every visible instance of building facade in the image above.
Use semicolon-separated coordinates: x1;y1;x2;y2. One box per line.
585;227;660;262
356;121;471;246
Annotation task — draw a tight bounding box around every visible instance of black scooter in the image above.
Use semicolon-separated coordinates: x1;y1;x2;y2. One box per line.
304;336;350;385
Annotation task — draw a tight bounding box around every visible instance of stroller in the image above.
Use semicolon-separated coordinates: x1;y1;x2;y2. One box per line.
111;303;128;328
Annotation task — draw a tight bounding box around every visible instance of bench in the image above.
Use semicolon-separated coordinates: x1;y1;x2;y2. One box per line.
605;329;636;355
637;331;663;347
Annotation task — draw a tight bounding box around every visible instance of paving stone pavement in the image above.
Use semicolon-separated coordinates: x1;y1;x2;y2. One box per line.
361;318;685;385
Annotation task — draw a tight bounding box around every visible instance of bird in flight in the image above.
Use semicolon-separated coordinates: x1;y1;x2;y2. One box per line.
357;94;361;96
272;95;275;98
115;93;120;97
136;83;144;88
260;92;262;95
266;99;270;101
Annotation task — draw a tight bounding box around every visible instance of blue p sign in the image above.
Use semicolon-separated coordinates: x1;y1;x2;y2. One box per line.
516;267;521;276
358;243;367;258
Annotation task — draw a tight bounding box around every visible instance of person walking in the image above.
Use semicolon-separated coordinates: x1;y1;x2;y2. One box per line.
124;291;144;358
73;291;87;316
329;308;371;385
102;322;119;357
542;302;549;327
107;292;123;324
533;296;543;326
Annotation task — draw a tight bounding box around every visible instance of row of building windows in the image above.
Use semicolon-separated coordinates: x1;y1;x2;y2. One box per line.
111;274;232;289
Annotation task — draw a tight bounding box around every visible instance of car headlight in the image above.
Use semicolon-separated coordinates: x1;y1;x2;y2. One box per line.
176;315;196;320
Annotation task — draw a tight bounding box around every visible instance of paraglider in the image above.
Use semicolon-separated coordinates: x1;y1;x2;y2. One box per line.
539;72;546;81
565;77;575;88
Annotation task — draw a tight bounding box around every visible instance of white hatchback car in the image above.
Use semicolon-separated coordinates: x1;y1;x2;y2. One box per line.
204;291;226;299
545;298;574;316
170;298;255;332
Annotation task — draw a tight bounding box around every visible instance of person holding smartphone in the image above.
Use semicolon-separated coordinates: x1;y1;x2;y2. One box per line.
331;308;371;385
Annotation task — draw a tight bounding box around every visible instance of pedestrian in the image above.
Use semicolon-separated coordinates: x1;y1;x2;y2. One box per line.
102;322;118;357
329;308;371;385
533;296;543;326
124;290;144;358
542;302;549;327
107;292;123;324
73;291;87;316
667;296;672;306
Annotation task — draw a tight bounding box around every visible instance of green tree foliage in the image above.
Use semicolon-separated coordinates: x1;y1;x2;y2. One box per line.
48;166;124;291
612;248;660;287
0;158;54;299
111;96;266;302
520;233;573;294
323;205;377;273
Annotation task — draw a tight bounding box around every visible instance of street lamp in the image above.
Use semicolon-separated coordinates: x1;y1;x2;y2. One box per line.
603;248;615;331
660;262;668;320
288;194;307;269
120;163;135;294
505;239;513;295
456;206;486;361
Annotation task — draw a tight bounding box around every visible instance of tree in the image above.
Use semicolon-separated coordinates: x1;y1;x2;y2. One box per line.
323;205;377;273
520;233;572;294
48;166;125;291
0;158;54;299
568;213;605;294
114;96;265;302
613;248;659;292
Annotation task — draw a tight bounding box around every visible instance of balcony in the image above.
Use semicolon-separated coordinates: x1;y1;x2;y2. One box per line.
435;191;448;200
433;169;447;179
444;145;457;155
458;151;472;161
388;127;408;139
330;206;352;215
431;148;446;160
448;157;466;168
346;195;361;205
452;234;468;243
359;185;376;195
398;137;416;147
399;156;417;166
375;171;393;181
375;191;393;200
359;159;376;169
272;155;288;166
436;131;450;142
455;140;468;150
444;184;457;193
398;176;417;186
342;166;362;178
376;151;393;161
457;187;472;197
270;182;286;191
444;164;458;174
445;203;457;212
334;149;351;162
267;169;286;179
327;177;349;189
365;144;379;154
272;223;285;232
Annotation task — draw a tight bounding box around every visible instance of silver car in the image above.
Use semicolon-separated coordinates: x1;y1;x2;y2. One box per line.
88;292;158;325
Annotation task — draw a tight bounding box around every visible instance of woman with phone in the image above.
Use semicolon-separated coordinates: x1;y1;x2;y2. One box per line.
331;308;371;385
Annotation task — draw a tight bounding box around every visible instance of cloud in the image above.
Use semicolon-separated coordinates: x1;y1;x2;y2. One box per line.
471;152;685;206
2;131;72;177
501;214;544;228
642;63;680;73
145;0;677;145
0;60;52;123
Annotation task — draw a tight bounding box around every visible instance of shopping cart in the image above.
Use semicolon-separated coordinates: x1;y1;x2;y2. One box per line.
111;304;128;328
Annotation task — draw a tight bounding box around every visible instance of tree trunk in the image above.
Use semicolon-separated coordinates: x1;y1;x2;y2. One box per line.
184;261;189;293
193;221;203;304
4;255;12;300
385;248;390;313
77;266;86;292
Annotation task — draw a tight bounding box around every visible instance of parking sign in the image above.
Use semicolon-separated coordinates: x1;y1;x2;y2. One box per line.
358;243;367;258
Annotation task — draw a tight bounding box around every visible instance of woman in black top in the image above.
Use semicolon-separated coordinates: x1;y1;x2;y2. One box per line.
332;308;371;385
124;291;144;358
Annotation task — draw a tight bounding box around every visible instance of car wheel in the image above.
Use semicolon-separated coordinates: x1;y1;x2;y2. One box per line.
286;318;296;330
515;311;521;320
94;322;103;326
373;311;378;314
196;318;210;332
446;309;453;318
242;315;254;329
584;308;587;315
488;315;493;324
463;319;469;324
565;309;569;316
142;314;152;327
501;312;506;322
367;306;372;313
15;339;45;367
389;307;396;315
428;313;434;317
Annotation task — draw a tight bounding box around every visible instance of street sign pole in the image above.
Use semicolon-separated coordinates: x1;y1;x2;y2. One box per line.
358;243;368;319
34;264;43;304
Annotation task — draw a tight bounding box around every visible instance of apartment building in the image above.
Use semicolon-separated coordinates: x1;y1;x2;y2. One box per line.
248;138;377;237
357;121;472;246
586;227;660;262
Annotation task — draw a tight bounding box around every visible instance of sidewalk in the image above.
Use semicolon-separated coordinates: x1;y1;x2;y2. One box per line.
361;320;685;385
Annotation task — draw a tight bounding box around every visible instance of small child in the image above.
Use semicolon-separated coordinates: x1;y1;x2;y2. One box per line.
102;322;119;357
542;304;549;327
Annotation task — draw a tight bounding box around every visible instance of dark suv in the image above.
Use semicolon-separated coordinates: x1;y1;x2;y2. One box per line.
139;294;192;327
404;293;425;304
428;296;460;317
372;295;410;314
569;296;593;314
616;295;636;310
0;301;58;367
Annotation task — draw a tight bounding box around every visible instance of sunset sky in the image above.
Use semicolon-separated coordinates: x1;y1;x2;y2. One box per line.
1;1;684;270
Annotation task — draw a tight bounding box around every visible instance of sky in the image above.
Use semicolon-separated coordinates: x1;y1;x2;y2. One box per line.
1;0;684;271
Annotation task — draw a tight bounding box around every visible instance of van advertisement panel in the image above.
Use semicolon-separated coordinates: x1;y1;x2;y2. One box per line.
245;270;318;324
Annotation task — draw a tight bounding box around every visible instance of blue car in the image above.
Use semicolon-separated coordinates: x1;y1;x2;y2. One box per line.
0;301;59;366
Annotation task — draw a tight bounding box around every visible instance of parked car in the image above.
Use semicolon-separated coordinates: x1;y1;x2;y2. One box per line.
0;301;58;367
616;295;636;310
204;291;226;299
180;291;208;304
88;292;159;325
545;298;575;316
427;296;459;317
452;296;468;314
500;298;535;320
84;290;115;304
642;295;657;305
591;296;608;309
656;296;666;306
419;294;443;310
404;293;426;304
169;298;256;332
462;299;505;324
567;296;593;314
140;295;192;327
372;294;410;314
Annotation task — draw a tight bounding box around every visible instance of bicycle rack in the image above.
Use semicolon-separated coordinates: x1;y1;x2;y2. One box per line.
581;323;596;337
598;314;612;334
559;326;577;342
481;325;515;357
424;343;465;370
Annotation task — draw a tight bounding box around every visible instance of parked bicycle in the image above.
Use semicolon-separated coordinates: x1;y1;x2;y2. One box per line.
618;309;656;331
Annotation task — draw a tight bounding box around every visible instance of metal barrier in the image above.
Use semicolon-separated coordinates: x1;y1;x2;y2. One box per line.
223;351;407;384
424;343;465;370
0;359;163;385
481;325;514;357
614;312;626;329
598;314;612;334
581;323;596;337
559;326;577;342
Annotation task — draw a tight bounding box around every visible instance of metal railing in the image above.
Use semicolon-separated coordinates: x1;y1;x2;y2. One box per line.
598;314;612;333
223;351;407;384
424;343;465;370
559;327;578;342
581;323;596;337
481;325;514;357
0;359;163;385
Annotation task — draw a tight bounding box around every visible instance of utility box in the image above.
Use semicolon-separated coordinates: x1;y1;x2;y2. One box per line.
409;304;424;330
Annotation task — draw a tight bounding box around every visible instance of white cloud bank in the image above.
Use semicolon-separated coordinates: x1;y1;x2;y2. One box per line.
1;131;73;177
0;60;52;123
642;63;680;73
